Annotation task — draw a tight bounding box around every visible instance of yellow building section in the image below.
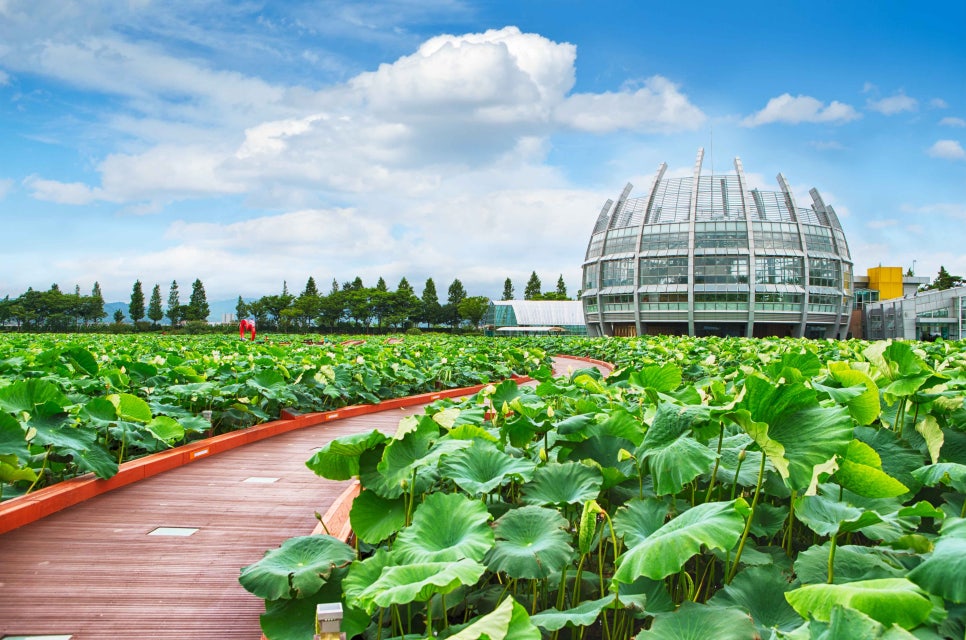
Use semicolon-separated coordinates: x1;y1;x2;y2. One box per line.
868;266;903;300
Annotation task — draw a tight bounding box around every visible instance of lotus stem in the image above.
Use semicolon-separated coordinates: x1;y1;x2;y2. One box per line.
704;423;726;503
782;490;797;556
730;449;746;501
827;530;838;584
440;592;448;631
727;449;766;583
25;446;51;494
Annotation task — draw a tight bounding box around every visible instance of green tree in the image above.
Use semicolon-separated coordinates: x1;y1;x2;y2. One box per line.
388;277;419;328
555;274;568;299
502;277;514;301
524;271;542;300
129;280;145;328
921;265;964;292
185;279;210;322
445;278;467;328
147;284;164;327
89;282;107;325
166;281;181;326
302;277;319;298
236;296;248;320
113;308;125;324
458;296;490;329
420;278;441;327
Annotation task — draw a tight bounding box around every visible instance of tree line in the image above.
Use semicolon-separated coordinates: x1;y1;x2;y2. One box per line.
0;271;571;333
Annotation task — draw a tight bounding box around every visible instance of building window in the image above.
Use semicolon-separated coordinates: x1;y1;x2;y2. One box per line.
601;259;635;287
755;256;803;285
755;292;803;311
809;258;841;288
639;257;689;285
639;223;690;252
694;292;748;310
640;292;688;310
694;256;748;284
803;226;835;254
583;264;599;291
753;222;802;251
604;227;638;254
583;298;598;313
602;294;634;311
586;232;605;259
693;221;748;249
808;293;839;313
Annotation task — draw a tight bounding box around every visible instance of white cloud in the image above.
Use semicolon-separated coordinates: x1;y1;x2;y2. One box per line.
554;76;706;133
902;202;966;220
866;92;917;115
930;98;949;109
23;176;105;204
0;178;12;199
742;94;860;126
0;69;8;85
927;139;965;160
940;117;966;127
867;219;898;229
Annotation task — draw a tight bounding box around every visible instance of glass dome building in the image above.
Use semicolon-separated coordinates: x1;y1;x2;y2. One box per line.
582;149;854;338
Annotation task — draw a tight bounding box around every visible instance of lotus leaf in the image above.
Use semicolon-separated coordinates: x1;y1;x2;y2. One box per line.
784;578;933;629
484;505;573;579
394;492;493;563
239;535;355;600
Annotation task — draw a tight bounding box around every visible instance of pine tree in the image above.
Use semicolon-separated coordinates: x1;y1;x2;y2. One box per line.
524;271;542;300
236;296;248;320
90;282;107;324
330;278;340;295
147;284;164;326
166;281;181;326
922;265;964;292
113;309;125;324
186;279;210;322
129;280;145;328
555;275;568;298
376;277;388;292
421;278;440;326
302;277;319;298
446;278;467;328
502;277;514;301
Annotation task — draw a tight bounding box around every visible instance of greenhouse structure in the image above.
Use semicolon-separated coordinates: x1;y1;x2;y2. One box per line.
581;149;854;339
483;300;587;336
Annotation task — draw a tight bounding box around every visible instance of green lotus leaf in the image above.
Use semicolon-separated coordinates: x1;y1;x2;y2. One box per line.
613;498;670;548
447;596;541;640
446;423;498;442
785;578;934;630
912;461;966;492
638;403;717;495
394;492;493;563
0;454;37;484
0;379;69;414
827;362;881;426
915;415;944;465
0;412;29;461
258;568;359;640
628;362;682;393
305;429;388;481
107;393;153;423
708;565;802;633
794;493;881;537
239;535;355;600
908;535;966;603
349;489;406;545
356;558;485;609
484;505;573;579
63;346;99;376
635;601;759;639
565;435;636;489
614;500;746;583
732;375;853;492
835;440;909;498
529;595;615;631
438;439;536;496
342;547;393;614
854;426;925;494
812;605;920;640
145;415;184;444
522;461;602;506
794;543;905;585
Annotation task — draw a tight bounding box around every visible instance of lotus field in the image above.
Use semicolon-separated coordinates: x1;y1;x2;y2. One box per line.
239;336;966;639
0;333;549;500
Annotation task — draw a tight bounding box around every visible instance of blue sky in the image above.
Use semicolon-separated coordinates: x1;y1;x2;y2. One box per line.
1;0;964;303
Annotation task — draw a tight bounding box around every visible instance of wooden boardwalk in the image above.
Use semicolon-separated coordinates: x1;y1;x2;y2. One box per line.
0;357;607;640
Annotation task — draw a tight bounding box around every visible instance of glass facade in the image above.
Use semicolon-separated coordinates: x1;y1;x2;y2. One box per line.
582;153;853;338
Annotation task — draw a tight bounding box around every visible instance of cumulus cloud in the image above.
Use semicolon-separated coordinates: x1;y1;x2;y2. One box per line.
22;25;705;207
23;176;105;204
742;94;860;126
902;202;966;220
0;178;12;199
930;98;948;109
940;117;966;127
927;139;965;160
866;92;917;115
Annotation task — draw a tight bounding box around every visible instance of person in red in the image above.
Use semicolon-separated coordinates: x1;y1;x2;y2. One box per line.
239;319;256;340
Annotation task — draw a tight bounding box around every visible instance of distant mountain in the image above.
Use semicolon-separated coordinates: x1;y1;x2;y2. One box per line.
104;299;241;324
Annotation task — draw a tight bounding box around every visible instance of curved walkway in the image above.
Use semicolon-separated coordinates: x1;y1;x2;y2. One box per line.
0;356;609;640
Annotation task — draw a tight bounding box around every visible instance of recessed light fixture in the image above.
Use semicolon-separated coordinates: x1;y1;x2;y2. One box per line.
148;527;199;536
242;477;280;484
